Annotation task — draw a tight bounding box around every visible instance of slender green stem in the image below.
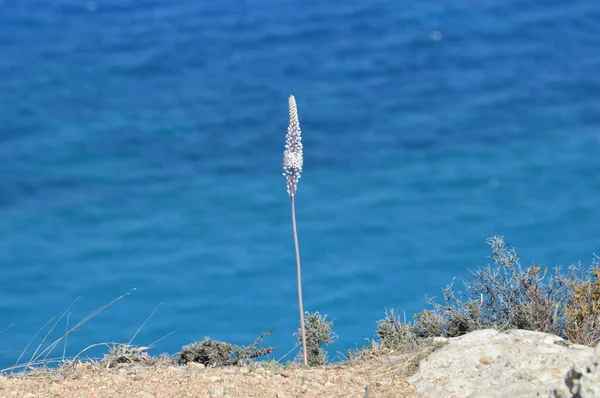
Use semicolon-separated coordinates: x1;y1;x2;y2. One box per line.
291;195;308;366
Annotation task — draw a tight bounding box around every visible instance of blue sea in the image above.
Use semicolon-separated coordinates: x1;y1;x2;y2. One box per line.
1;0;599;369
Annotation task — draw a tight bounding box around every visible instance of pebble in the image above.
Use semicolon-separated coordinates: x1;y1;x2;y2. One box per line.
208;385;225;397
76;363;92;371
187;362;205;370
136;392;156;398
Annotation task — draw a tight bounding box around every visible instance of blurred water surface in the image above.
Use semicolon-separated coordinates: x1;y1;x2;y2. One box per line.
1;0;599;367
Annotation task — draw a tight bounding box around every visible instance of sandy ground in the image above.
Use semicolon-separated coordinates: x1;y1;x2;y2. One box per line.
0;354;420;398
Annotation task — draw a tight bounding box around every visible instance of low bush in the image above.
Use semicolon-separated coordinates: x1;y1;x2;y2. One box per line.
413;236;600;346
178;328;274;367
376;309;419;350
296;312;336;366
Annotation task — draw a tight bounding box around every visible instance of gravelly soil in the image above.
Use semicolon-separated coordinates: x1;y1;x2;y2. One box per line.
0;355;419;398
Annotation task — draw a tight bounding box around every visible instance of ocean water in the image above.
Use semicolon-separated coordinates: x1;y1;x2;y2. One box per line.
1;0;599;369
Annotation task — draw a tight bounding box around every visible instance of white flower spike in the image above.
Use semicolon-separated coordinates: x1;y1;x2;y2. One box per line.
283;95;304;197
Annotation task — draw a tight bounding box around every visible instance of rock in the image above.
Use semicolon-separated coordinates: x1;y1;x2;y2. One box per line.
408;329;597;398
208;385;225;397
187;362;205;370
136;392;156;398
76;363;92;371
550;346;600;398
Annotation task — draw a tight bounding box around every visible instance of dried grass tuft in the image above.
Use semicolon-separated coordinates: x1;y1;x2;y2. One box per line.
178;328;274;367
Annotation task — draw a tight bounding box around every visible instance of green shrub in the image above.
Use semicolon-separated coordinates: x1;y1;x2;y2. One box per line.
413;310;446;338
417;236;600;346
179;328;274;367
376;309;419;349
296;312;336;366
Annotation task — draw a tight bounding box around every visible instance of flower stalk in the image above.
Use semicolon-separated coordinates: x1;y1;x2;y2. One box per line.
283;94;308;366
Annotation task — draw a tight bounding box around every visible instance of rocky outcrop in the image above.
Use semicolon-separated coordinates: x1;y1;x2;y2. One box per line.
408;329;600;398
550;349;600;398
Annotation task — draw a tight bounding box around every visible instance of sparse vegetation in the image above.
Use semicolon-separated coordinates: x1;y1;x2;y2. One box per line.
2;233;599;398
346;309;443;380
409;236;600;346
344;236;600;377
563;259;600;346
178;328;274;367
376;309;419;350
100;344;175;368
296;312;336;366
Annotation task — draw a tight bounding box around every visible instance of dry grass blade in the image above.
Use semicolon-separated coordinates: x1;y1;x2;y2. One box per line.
277;342;301;363
1;356;71;373
244;327;275;356
13;317;55;369
35;290;135;364
0;324;13;355
0;324;13;334
62;312;71;360
128;302;163;346
28;296;81;366
4;289;136;373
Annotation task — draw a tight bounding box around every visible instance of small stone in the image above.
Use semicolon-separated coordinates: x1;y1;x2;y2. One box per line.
208;385;225;397
136;392;156;398
479;357;493;365
76;363;92;371
209;376;221;383
187;362;205;370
